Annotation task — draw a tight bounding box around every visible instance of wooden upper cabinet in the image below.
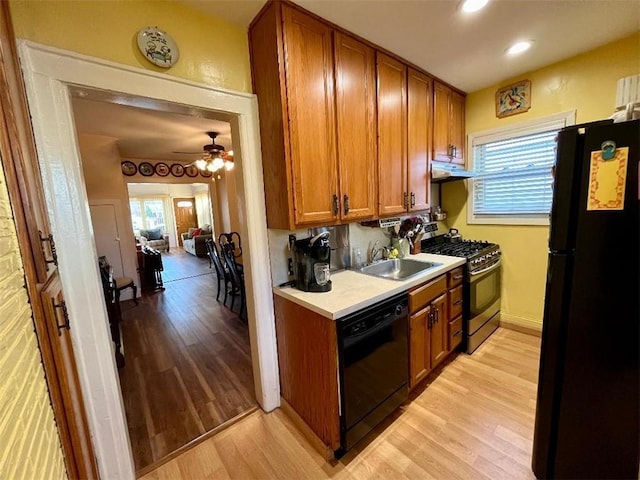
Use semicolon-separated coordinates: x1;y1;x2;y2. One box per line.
433;81;466;165
407;68;432;212
282;5;338;225
334;32;377;221
450;90;465;165
377;52;407;216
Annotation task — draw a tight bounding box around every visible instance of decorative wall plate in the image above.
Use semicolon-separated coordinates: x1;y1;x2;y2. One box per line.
200;168;212;178
137;26;180;68
170;163;185;177
155;162;170;177
139;162;154;177
185;165;199;177
121;161;137;176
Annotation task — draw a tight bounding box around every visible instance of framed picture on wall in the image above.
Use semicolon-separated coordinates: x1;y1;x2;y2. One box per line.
185;165;199;177
170;163;185;177
154;162;170;176
496;80;531;118
138;162;154;177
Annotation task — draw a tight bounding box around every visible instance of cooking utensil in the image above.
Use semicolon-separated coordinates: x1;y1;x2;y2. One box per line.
433;206;447;221
444;228;462;243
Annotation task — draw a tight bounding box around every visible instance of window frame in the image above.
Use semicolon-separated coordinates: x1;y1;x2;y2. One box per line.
467;110;576;226
128;196;169;234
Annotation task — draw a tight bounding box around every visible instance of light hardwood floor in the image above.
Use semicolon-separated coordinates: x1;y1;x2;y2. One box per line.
119;252;255;472
142;328;541;479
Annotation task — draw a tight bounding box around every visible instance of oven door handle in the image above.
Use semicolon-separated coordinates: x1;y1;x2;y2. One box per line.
468;259;501;278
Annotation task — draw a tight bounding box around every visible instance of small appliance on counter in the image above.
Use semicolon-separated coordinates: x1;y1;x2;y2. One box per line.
293;232;332;292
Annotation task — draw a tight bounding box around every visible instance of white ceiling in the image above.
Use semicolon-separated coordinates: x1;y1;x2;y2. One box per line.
184;0;640;93
71;1;638;161
71;94;232;163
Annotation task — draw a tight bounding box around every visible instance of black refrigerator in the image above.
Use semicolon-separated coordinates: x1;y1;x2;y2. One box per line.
532;119;639;479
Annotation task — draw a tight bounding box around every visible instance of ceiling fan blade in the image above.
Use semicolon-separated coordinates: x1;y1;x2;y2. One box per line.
172;150;203;155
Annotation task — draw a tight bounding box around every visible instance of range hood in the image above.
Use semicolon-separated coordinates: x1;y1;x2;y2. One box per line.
431;162;475;183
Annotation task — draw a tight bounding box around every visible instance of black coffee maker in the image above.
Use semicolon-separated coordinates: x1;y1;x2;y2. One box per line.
293;232;332;292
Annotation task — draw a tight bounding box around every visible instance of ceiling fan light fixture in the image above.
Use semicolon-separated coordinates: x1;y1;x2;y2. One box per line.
195;158;207;170
461;0;489;13
224;159;234;171
506;40;533;55
212;157;225;171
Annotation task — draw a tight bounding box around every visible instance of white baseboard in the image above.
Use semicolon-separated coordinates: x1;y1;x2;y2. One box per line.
500;313;542;337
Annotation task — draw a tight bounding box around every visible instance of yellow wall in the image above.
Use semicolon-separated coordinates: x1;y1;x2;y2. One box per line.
0;164;66;478
9;0;252;93
444;32;640;330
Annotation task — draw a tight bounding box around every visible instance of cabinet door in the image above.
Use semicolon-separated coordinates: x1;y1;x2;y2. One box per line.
334;32;377;220
407;68;432;212
450;90;465;165
430;293;448;369
282;6;338;225
40;274;98;479
409;305;430;390
433;82;452;163
377;52;407;216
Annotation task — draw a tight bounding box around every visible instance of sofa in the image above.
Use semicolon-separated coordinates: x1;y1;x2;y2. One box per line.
138;228;169;252
181;225;213;257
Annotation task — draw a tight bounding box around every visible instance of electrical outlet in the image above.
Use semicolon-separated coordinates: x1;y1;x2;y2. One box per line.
287;257;294;277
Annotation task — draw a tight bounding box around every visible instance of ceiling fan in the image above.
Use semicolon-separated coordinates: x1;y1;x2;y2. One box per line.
174;131;234;172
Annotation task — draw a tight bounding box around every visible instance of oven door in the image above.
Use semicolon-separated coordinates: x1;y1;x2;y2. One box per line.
468;260;501;334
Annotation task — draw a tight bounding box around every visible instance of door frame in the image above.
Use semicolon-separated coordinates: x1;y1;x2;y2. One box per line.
19;41;280;479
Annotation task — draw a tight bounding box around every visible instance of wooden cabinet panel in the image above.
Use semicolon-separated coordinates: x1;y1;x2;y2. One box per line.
407;68;432;212
448;284;463;320
433;82;451;163
430;293;448;369
409;306;430;390
450;91;465;165
40;274;98;479
447;266;464;288
274;295;340;449
377;52;407;216
334;32;377;220
409;274;447;313
282;5;338;225
433;81;466;165
448;315;463;352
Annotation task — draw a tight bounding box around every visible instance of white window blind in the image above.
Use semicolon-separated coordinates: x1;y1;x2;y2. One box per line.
472;130;558;215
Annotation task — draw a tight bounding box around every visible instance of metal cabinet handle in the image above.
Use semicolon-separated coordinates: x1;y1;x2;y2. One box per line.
332;194;339;216
427;311;433;329
453;299;463;305
453;330;462;337
453;274;463;280
410;192;415;208
52;300;70;335
403;192;409;209
343;194;350;215
39;230;58;267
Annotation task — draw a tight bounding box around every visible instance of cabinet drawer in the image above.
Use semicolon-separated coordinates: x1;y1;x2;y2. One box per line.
409;275;446;313
448;315;463;351
447;266;464;288
448;284;463;319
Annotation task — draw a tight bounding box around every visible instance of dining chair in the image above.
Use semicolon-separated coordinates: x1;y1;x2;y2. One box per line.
99;255;138;305
219;240;246;319
205;238;230;304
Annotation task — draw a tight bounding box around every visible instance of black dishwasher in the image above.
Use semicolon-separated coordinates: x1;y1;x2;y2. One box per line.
337;293;408;454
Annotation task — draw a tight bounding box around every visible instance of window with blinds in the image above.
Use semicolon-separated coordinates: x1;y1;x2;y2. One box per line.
468;111;575;225
473;130;558;215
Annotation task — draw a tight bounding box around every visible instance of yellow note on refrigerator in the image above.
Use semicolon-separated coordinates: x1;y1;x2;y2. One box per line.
586;147;628;211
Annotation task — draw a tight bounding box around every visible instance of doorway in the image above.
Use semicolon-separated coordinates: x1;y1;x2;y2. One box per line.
74;98;257;472
173;197;197;247
19;42;280;479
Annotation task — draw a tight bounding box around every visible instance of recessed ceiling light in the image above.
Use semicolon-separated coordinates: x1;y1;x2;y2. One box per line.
506;41;533;55
461;0;489;13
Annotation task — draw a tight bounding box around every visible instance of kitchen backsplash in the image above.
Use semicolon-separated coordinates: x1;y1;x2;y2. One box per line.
267;223;389;286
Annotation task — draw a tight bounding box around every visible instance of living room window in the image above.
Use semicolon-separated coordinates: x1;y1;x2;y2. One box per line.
129;197;167;234
467;110;575;225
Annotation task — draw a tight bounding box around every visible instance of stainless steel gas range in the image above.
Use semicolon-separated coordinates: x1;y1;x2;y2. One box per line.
421;235;501;353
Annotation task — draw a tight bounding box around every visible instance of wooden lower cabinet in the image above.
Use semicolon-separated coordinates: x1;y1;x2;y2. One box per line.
409;268;465;391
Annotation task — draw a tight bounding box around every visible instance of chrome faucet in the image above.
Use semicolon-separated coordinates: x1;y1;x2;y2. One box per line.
370;240;380;263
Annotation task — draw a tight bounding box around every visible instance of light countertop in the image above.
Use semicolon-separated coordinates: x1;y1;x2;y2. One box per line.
273;253;466;320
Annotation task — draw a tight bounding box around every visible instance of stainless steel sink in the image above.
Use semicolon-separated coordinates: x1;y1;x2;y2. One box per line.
358;258;442;281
